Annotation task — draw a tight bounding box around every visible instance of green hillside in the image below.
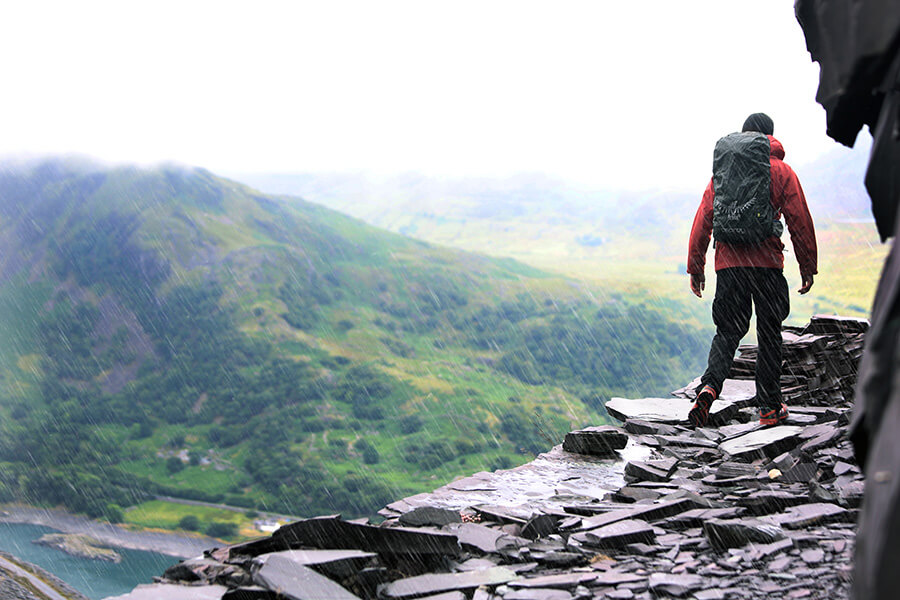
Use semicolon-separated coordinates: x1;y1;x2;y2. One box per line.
0;159;711;527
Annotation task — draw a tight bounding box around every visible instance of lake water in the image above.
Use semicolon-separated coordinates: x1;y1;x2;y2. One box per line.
0;522;177;600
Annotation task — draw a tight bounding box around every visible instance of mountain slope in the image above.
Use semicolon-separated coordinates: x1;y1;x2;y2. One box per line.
0;158;711;523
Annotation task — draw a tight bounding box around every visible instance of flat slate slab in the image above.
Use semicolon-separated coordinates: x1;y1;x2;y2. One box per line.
253;549;377;579
379;567;517;599
718;426;803;460
703;519;786;551
274;515;460;558
648;573;704;597
252;556;361;600
399;506;462;527
445;522;507;553
771;503;851;529
672;378;757;407
222;587;281;599
508;572;598;589
504;590;573;600
572;519;656;548
106;583;230;599
581;498;702;530
606;397;737;426
562;426;628;457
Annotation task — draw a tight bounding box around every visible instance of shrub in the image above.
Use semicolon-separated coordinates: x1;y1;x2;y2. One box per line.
166;457;185;474
179;515;200;531
205;521;238;538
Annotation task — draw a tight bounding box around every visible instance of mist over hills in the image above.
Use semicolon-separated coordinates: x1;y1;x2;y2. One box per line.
230;139;884;318
0;157;711;524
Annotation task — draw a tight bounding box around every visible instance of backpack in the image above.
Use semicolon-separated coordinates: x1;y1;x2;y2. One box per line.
712;131;782;244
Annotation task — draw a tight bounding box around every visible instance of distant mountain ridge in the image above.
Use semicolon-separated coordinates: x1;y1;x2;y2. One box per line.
0;157;710;524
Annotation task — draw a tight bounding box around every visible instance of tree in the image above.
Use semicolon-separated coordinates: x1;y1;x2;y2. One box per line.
179;515;200;531
166;456;185;474
104;503;125;524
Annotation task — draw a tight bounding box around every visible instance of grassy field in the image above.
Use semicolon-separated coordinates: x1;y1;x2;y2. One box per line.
124;499;265;540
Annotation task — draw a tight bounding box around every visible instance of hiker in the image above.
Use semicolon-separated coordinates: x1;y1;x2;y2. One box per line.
795;2;900;598
686;113;818;428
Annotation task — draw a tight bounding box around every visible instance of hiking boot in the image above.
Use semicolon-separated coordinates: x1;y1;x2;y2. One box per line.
688;384;717;428
759;403;789;426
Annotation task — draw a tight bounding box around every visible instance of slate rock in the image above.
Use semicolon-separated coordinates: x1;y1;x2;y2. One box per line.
474;504;532;525
623;419;678;436
665;507;746;531
703;519;786;550
580;498;702;530
771;503;851;529
379;567;517;599
801;549;825;564
503;589;573;600
611;486;662;503
780;461;819;483
253;549;377;580
573;519;656;549
833;461;857;477
673;377;757;407
252;556;361;600
743;538;794;561
562;426;628;456
275;515;460;558
624;460;670;483
648;573;703;597
163;557;228;583
445;522;507;553
736;491;809;515
508;572;598;589
800;427;844;453
417;593;467;600
605;397;736;425
105;584;230;600
521;514;559;540
590;570;645;585
655;434;719;449
222;587;281;600
533;551;586;567
399;507;462;527
719;426;803;461
715;462;757;480
836;478;865;507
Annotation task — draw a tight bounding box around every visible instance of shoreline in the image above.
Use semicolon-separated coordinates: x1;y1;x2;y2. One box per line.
0;504;218;560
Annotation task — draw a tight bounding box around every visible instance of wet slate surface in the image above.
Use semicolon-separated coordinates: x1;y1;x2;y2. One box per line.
605;397;738;425
127;316;864;600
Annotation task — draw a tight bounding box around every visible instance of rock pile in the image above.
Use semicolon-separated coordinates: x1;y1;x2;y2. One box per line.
729;314;867;406
108;315;867;600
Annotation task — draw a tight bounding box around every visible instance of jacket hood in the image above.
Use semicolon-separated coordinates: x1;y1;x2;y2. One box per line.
768;135;785;160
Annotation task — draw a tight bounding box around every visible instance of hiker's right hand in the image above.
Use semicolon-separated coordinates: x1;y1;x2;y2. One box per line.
690;273;705;298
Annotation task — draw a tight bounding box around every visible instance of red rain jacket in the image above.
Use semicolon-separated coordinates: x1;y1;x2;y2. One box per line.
687;135;817;277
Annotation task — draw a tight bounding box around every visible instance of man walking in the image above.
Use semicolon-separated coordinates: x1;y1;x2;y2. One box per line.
686;113;818;427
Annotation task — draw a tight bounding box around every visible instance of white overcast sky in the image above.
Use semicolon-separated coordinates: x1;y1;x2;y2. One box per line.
0;1;869;191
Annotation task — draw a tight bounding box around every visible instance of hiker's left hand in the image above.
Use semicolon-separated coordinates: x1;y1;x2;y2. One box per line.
798;273;814;295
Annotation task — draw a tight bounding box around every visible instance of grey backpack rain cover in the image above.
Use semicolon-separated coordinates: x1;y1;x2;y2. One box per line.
712;132;780;245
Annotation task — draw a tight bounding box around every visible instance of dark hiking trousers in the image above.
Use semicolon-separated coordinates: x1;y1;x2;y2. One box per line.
699;267;789;409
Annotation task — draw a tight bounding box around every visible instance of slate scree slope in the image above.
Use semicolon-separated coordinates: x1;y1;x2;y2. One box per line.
109;314;865;600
